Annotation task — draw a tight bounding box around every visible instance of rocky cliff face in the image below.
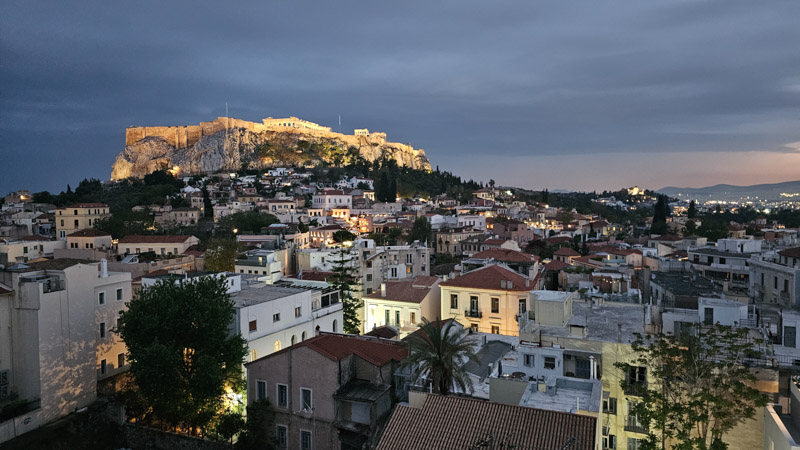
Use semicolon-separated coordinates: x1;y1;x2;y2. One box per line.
111;127;431;180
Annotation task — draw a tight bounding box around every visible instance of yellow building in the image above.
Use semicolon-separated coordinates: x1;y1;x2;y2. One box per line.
439;264;533;336
55;203;110;240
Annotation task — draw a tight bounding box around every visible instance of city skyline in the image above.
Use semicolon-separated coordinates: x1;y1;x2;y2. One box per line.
2;0;800;193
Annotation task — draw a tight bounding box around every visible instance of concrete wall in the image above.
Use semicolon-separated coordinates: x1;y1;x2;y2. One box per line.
489;377;528;405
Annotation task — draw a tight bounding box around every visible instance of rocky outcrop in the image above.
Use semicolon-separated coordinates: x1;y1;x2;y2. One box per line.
110;117;432;180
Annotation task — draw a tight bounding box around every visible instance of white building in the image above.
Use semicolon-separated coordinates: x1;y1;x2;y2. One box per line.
0;259;132;443
312;189;352;211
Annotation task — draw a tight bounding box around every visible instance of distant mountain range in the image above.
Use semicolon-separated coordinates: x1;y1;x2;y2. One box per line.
657;180;800;202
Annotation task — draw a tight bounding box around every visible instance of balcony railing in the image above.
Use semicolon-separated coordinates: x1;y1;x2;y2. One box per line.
624;416;648;434
464;309;482;319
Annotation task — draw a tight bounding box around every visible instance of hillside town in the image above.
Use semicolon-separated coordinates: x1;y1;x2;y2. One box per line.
1;165;800;450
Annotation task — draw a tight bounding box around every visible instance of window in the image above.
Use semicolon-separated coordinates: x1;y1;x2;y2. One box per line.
450;294;458;309
333;319;338;333
524;354;534;367
249;320;257;332
544;356;556;370
385;310;390;325
703;307;714;325
300;430;312;450
603;396;617;415
256;380;267;401
60;219;64;226
291;335;296;345
491;325;500;334
395;311;400;326
410;312;416;324
23;246;28;254
118;353;125;368
99;322;106;338
277;384;288;408
471;323;478;332
301;388;313;410
295;306;301;317
491;297;499;313
519;298;526;313
627;366;647;390
302;331;307;341
366;273;372;282
100;359;107;375
74;219;79;227
98;291;106;305
273;313;280;322
627;438;642;450
602;434;616;450
274;341;281;352
276;425;288;448
390;267;397;277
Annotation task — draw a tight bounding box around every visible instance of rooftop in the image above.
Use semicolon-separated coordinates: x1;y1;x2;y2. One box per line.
439;264;532;292
118;235;196;244
68;228;111;237
469;248;536;263
530;301;646;343
363;276;439;304
377;393;596;450
251;332;408;367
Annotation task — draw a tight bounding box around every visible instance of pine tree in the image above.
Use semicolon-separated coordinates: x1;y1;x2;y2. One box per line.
389;177;397;202
330;247;362;334
688;200;697;219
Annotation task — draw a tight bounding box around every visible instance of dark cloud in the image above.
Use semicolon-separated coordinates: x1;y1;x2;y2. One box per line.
1;0;799;193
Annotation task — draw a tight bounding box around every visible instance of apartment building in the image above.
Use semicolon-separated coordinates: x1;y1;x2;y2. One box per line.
245;333;408;450
0;259;132;443
55;203;109;240
750;247;800;309
362;276;440;336
440;264;534;336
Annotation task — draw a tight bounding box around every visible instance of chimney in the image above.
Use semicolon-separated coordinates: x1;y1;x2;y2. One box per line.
100;258;108;278
381;283;386;297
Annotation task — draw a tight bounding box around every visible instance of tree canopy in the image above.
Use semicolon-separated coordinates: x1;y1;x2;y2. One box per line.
204;238;243;272
406;216;432;245
119;275;248;433
616;324;768;450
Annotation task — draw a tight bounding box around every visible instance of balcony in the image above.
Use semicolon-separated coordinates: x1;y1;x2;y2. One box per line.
464;309;482;319
624;416;648;434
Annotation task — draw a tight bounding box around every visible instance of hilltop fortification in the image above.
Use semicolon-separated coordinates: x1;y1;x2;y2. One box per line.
111;116;431;180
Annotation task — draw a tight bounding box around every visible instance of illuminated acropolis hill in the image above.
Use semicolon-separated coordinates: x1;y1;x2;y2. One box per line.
125;116;391;149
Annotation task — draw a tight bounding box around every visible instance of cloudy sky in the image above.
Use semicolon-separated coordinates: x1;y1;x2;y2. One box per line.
2;0;799;194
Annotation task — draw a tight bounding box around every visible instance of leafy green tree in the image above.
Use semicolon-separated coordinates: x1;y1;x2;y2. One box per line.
204;238;242;272
95;209;155;239
119;276;248;433
403;319;479;395
332;229;356;243
684;220;698;235
329;247;361;334
219;211;279;235
235;400;276;450
687;200;697;219
32;191;56;204
407;216;432;245
616;324;768;450
696;216;729;242
386;227;404;245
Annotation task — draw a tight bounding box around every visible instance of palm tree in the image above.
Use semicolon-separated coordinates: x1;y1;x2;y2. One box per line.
403;318;480;395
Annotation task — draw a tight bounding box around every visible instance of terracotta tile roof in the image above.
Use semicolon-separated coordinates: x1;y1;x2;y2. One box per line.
17;235;54;242
58;203;108;209
439;264;532;292
68;228;110;237
251;333;408;367
554;247;580;257
778;247;800;258
481;239;508;246
472;248;535;263
545;260;569;271
364;276;440;304
298;270;336;282
377;394;596;450
118;235;195;244
545;236;572;244
364;326;399;339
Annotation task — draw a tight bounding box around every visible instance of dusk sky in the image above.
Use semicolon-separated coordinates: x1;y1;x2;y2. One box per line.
2;0;799;195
